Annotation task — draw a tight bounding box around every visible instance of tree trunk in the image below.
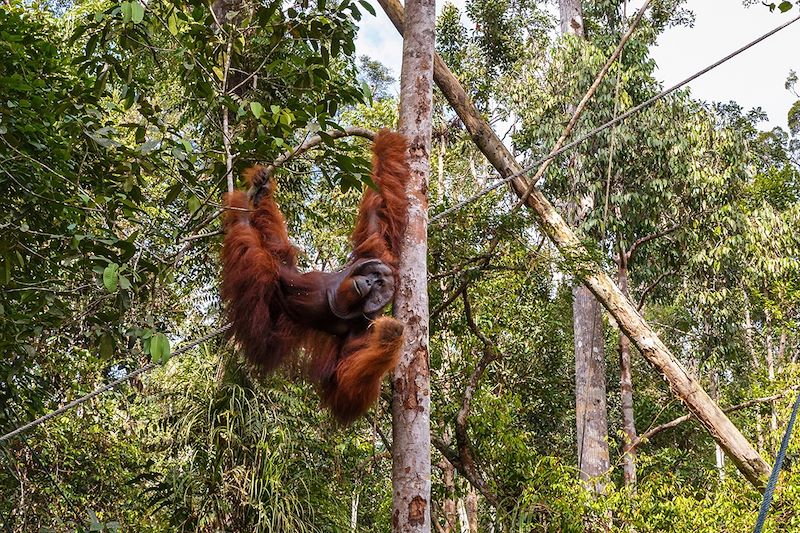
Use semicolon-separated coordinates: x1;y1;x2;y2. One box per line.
437;137;446;202
711;371;725;480
558;0;610;493
375;0;771;488
442;461;457;533
465;488;478;533
350;489;360;531
744;304;765;452
573;285;610;489
765;311;778;439
391;0;435;531
618;261;638;486
559;0;585;36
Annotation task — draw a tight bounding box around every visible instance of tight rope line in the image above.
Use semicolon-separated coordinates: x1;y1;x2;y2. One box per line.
753;389;800;533
0;324;231;443
429;12;800;225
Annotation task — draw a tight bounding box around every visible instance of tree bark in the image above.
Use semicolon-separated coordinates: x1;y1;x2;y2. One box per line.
618;260;638;486
440;459;457;533
744;304;765;452
573;285;610;489
711;371;726;480
558;0;610;493
765;311;778;436
560;0;585;36
465;488;478;533
391;0;435;530
377;0;770;488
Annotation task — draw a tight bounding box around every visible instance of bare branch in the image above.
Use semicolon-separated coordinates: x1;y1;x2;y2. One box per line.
248;127;376;199
626;221;684;261
430;436;501;508
631;386;800;450
430;279;468;322
636;270;672;311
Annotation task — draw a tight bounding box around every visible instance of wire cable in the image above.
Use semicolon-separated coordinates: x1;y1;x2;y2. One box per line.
429;13;800;225
753;389;800;533
0;324;231;443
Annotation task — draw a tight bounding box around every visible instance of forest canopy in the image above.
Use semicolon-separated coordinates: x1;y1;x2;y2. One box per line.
1;0;799;531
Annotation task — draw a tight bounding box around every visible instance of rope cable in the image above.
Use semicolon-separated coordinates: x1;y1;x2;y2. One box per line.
0;324;231;443
753;389;800;533
429;12;800;225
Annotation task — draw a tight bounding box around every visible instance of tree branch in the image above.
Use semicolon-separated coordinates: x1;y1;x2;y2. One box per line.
636;270;672;311
430;279;468;322
626;220;684;261
247;126;376;199
430;436;501;508
631;386;800;450
454;291;501;507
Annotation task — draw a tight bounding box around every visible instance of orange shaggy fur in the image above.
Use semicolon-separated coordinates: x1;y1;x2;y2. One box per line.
221;130;409;424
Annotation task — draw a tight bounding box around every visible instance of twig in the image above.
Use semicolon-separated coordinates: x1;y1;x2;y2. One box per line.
631;386;800;450
247;127;376;199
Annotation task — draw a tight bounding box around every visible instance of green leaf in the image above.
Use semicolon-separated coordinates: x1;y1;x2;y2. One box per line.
164;182;182;204
103;263;119;293
188;195;201;214
150;333;171;363
168;12;179;35
778;1;793;12
131;0;145;24
250;101;264;118
359;0;376;16
119;274;131;290
99;332;114;359
87;509;102;531
121;1;132;23
212;66;225;80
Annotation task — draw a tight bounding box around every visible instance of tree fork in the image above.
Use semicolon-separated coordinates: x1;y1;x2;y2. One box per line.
377;0;770;487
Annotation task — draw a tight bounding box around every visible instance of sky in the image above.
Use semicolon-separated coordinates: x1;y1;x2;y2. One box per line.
355;1;800;131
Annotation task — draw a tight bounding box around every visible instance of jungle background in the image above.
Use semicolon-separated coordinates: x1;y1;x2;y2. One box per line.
1;0;799;530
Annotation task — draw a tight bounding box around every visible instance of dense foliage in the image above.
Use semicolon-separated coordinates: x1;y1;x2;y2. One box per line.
1;0;799;531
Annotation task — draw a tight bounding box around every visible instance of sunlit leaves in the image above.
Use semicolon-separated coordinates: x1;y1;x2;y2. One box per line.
149;332;171;363
103;263;120;292
120;1;145;24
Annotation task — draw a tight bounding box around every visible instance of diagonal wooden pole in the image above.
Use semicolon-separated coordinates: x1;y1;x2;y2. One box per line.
377;0;770;487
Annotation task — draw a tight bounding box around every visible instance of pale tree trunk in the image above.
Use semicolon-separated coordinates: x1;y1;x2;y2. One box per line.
210;0;241;194
350;489;360;531
618;260;638;486
573;286;610;489
391;0;435;530
441;460;457;533
437;137;446;202
465;488;478;533
711;371;725;480
560;0;610;492
744;305;765;452
765;311;778;437
378;0;770;488
560;0;585;35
